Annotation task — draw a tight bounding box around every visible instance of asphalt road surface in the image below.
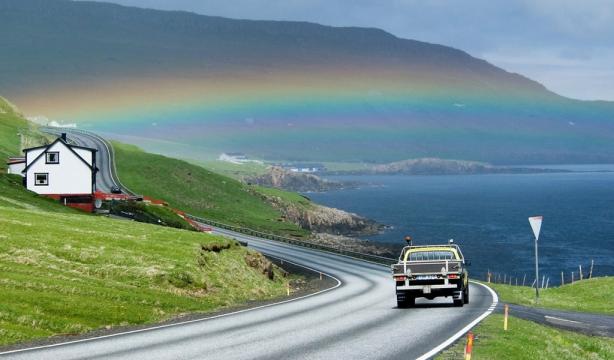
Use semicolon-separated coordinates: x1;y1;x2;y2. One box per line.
6;129;497;359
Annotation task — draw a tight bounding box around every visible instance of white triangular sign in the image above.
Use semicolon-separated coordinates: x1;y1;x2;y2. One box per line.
528;216;543;241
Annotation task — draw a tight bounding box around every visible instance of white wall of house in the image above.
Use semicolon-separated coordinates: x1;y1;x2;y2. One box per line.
7;162;25;175
73;148;93;165
25;141;94;195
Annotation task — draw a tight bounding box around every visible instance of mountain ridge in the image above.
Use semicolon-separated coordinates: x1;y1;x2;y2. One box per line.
1;0;613;165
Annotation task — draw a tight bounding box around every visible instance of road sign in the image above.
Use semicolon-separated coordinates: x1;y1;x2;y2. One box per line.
528;216;543;300
528;216;543;241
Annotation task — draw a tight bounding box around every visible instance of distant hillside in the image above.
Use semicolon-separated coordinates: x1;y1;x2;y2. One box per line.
2;0;614;164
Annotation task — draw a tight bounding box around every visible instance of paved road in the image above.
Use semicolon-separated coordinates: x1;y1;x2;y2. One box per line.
1;230;496;360
496;303;614;337
5;129;497;359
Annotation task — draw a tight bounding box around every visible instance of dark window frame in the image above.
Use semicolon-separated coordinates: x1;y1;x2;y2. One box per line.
34;173;49;186
45;152;60;164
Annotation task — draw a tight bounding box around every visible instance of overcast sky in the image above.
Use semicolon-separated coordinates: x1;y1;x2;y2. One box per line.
94;0;614;101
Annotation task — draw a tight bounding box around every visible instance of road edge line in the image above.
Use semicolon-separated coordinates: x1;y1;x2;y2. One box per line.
0;256;341;356
415;281;499;360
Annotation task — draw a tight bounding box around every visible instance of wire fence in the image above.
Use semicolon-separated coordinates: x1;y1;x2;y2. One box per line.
484;259;596;288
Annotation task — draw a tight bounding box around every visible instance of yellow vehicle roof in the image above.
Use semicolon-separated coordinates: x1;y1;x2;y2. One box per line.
403;247;460;262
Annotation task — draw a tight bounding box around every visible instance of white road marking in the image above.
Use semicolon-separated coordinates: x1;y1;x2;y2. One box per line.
545;315;584;325
415;281;499;360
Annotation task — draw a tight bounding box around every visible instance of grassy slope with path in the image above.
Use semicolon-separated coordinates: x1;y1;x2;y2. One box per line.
483;277;613;315
437;314;613;360
112;141;310;238
0;97;291;346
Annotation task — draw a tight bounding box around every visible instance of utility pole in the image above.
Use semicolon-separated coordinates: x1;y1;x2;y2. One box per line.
529;216;543;300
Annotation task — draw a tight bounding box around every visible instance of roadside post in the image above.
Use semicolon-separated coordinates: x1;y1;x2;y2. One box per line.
464;331;474;360
504;304;509;330
528;216;543;300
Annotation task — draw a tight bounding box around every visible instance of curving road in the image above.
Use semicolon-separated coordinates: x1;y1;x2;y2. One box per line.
5;129;498;359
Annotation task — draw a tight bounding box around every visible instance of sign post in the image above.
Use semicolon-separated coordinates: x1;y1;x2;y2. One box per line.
528;216;543;300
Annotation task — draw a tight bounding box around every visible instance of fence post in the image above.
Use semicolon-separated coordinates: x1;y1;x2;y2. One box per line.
504;304;509;331
522;274;526;287
589;260;594;279
561;271;564;286
579;265;583;281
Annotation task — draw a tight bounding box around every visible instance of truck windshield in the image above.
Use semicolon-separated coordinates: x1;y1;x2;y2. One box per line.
408;251;455;261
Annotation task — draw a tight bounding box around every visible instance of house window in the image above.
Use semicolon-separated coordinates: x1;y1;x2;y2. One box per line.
46;152;59;164
34;173;49;186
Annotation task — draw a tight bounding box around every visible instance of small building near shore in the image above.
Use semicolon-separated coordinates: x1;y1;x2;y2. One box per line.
19;134;98;211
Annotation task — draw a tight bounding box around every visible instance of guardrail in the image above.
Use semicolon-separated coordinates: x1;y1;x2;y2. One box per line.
186;214;397;266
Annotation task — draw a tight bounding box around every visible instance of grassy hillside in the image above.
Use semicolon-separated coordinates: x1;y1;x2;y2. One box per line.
0;203;289;346
0;97;293;347
0;96;50;170
484;277;613;315
437;314;613;360
112;141;309;238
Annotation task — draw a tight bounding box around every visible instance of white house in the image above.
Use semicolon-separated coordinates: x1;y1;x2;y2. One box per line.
6;157;26;175
22;134;98;196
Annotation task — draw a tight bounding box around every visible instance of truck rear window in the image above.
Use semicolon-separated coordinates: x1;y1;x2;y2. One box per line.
408;251;455;261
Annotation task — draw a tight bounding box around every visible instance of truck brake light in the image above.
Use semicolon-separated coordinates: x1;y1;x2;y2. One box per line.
394;275;407;281
448;274;459;279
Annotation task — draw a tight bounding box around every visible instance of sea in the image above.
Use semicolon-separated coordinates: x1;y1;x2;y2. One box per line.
308;165;614;286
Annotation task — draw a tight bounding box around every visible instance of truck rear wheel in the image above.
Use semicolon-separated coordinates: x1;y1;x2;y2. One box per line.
397;296;415;308
453;299;464;307
463;286;469;304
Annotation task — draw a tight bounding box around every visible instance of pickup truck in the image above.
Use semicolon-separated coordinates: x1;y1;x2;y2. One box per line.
392;243;470;308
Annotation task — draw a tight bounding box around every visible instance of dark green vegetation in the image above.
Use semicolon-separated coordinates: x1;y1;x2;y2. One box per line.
484;277;614;315
109;200;195;231
112;142;309;238
437;314;613;360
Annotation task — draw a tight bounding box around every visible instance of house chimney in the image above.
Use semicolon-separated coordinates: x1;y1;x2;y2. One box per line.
61;133;67;141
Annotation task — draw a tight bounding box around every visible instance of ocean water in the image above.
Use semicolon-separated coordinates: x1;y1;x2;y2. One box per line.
309;169;614;285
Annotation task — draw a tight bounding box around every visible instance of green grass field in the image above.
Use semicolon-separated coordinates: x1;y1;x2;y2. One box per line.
437;314;614;360
0;204;289;346
197;160;268;180
483;277;613;315
112;142;309;238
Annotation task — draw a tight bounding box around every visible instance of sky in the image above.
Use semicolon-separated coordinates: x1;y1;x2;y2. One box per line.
87;0;614;101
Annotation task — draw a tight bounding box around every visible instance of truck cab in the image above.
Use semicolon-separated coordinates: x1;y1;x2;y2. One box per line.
392;243;469;308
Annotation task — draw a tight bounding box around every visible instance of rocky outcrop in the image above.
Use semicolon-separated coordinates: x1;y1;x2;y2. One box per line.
247;166;354;192
251;189;382;236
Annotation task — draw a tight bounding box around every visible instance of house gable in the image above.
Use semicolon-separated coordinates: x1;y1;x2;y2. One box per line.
22;138;98;195
23;138;96;173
